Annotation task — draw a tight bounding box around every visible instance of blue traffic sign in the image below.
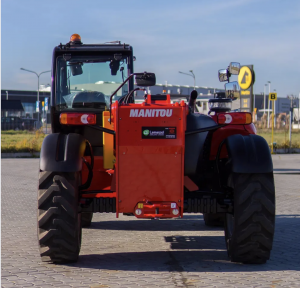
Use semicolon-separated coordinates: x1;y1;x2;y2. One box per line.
45;97;48;111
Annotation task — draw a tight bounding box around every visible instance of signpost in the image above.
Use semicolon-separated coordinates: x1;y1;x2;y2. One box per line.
269;92;277;153
42;101;45;132
238;65;255;113
45;97;48;111
36;101;40;128
45;98;48;134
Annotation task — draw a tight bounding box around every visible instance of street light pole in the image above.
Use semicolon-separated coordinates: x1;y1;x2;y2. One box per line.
20;68;51;127
273;89;276;127
179;70;196;89
5;91;8;116
287;95;295;152
189;70;195;90
267;81;271;128
263;84;267;115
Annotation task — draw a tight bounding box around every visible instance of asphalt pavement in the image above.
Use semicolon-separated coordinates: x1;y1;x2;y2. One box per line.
1;155;300;288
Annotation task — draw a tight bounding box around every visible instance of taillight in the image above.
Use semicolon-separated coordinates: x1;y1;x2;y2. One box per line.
60;113;96;125
218;112;252;125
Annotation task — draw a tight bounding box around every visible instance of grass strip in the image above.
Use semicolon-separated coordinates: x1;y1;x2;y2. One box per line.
1;128;299;154
1;129;46;153
256;129;300;149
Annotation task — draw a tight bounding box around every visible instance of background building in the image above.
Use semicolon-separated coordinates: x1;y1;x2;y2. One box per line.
1;89;50;119
1;100;24;117
1;86;299;123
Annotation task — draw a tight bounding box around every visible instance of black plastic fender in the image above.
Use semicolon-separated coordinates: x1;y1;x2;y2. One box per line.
185;113;217;176
40;133;86;172
225;134;273;173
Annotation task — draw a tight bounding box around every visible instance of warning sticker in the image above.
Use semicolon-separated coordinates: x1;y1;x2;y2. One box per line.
142;127;176;139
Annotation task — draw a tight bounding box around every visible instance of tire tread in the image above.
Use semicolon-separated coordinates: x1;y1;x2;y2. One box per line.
38;171;81;263
225;173;275;264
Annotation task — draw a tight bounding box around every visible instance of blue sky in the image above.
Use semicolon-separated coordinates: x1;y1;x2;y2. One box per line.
1;0;300;97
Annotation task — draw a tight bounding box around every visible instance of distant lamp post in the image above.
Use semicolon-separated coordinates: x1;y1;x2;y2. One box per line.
5;91;8;116
179;70;196;89
287;94;296;152
267;81;271;128
263;84;268;115
20;68;51;126
273;89;277;126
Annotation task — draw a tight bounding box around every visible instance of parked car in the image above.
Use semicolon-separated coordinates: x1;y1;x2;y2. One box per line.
1;117;38;131
1;116;23;131
21;118;38;131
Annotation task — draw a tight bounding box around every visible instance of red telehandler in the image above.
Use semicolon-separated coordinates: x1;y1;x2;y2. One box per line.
38;34;275;264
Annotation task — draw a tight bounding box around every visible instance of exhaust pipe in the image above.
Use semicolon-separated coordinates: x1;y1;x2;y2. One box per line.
188;90;198;113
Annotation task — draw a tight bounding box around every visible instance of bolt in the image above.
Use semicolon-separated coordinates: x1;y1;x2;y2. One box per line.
119;200;122;203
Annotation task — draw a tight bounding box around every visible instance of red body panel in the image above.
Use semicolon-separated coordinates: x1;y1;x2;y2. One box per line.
209;114;256;159
112;98;188;217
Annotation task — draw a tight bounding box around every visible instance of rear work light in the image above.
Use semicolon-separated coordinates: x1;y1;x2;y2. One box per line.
218;112;252;125
60;113;96;125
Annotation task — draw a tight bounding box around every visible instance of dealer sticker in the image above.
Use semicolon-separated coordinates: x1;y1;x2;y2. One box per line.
142;127;176;139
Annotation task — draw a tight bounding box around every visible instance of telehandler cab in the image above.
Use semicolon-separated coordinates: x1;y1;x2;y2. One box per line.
38;34;275;264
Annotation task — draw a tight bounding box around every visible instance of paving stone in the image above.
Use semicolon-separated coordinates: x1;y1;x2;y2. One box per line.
2;157;300;288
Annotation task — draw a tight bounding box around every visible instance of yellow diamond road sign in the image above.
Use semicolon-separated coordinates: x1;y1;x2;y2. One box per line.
269;92;277;101
238;66;252;90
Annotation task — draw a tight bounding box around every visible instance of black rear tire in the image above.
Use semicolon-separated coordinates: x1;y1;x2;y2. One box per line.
203;213;224;227
38;171;82;263
81;212;93;227
224;173;275;264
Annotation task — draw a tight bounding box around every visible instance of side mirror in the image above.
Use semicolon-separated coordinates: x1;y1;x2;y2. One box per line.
218;69;228;82
229;62;240;75
110;60;120;76
70;63;83;76
225;81;240;99
135;72;156;87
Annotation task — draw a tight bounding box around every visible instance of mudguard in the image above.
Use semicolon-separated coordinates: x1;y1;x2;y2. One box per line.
40;133;86;172
225;134;273;173
185;113;217;176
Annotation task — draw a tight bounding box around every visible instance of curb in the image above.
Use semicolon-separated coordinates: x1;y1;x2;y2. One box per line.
272;148;300;154
1;149;299;159
1;152;40;158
